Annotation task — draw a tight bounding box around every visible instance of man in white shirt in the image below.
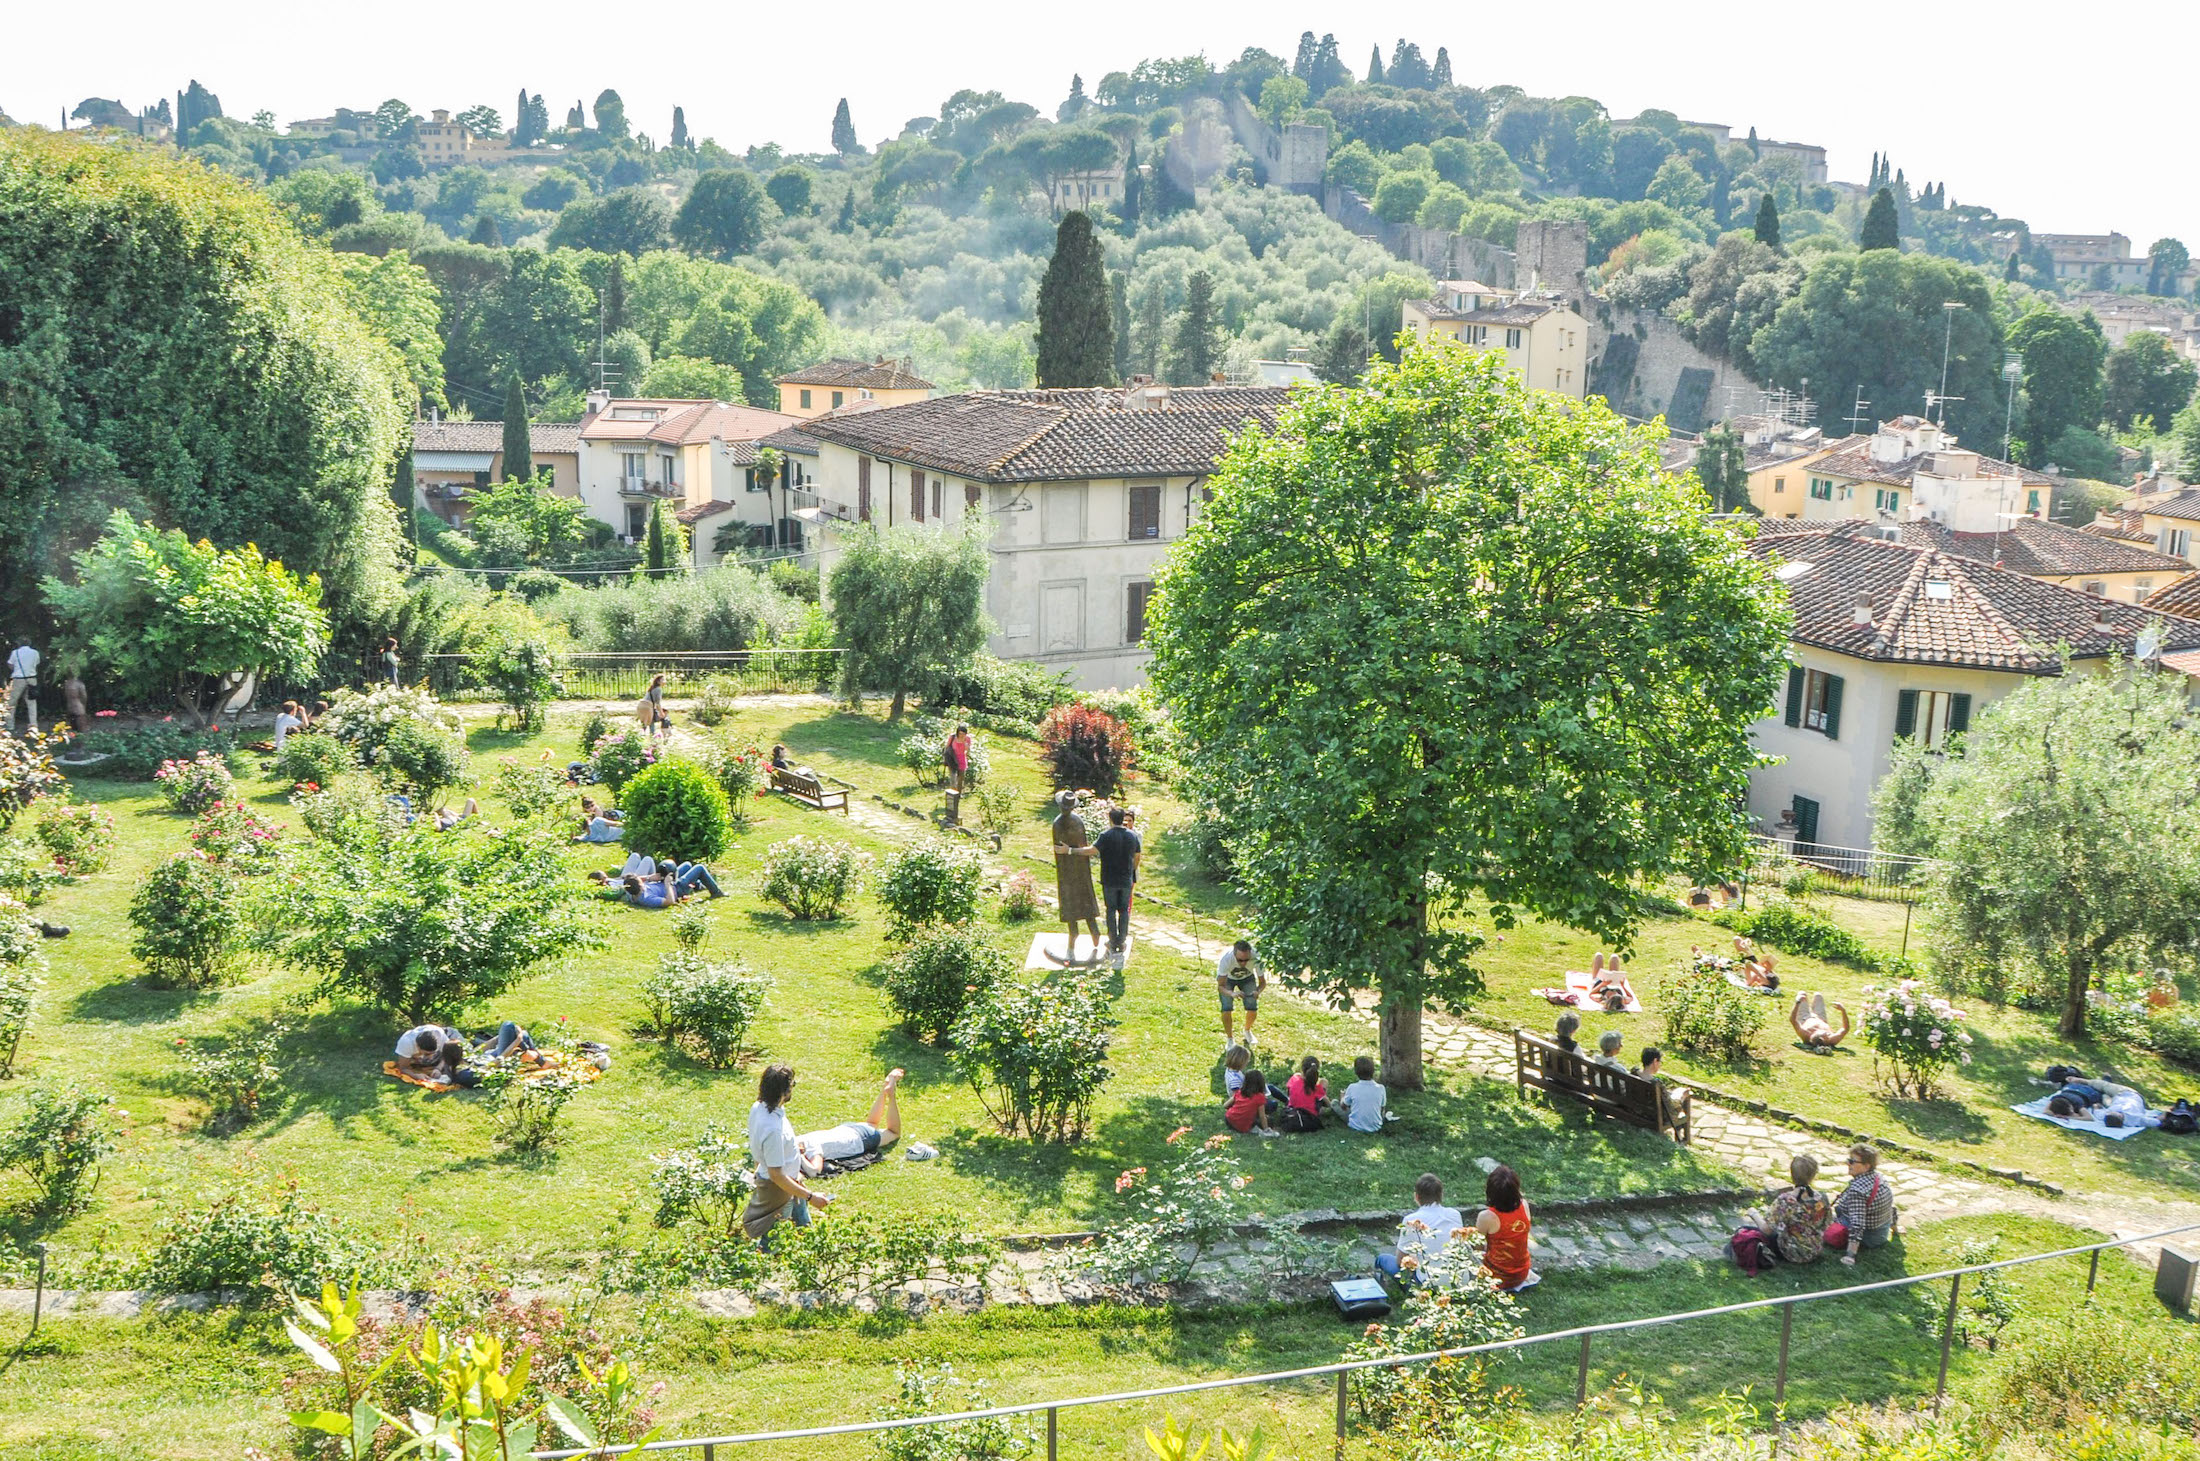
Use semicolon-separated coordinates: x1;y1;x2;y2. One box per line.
1339;1056;1387;1134
1216;940;1265;1045
5;642;38;734
1377;1173;1463;1281
394;1024;467;1082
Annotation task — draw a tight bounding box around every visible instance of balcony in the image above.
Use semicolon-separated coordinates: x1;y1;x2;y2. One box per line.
617;476;682;499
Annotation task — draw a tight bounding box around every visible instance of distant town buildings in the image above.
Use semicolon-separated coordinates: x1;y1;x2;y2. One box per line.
1401;281;1588;398
773;358;934;419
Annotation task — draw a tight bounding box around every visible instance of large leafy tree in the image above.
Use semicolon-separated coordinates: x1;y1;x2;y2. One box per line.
2147;238;2189;297
1879;665;2200;1038
1145;344;1790;1086
0;132;409;641
416;244;594;405
2006;305;2107;450
547;186;673;255
672;170;768;260
44;512;329;721
827;524;990;722
467;476;587;568
2103;330;2198;431
331;248;446;411
1035;210;1114;387
1164;271;1224;386
258;817;602;1025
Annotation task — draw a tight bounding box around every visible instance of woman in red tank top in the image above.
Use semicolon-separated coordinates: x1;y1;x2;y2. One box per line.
1475;1164;1537;1292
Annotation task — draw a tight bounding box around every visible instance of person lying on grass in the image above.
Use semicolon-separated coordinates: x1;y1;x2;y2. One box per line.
394;1024;467;1083
795;1068;906;1174
1791;993;1851;1049
2047;1076;2147;1126
575;795;623;843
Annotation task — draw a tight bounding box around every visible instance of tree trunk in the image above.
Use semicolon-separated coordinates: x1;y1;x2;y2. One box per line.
888;688;906;722
1380;997;1425;1092
2059;954;2088;1039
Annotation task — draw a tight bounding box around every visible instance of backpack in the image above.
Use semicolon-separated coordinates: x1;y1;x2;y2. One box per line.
2164;1099;2198;1135
1731;1226;1767;1276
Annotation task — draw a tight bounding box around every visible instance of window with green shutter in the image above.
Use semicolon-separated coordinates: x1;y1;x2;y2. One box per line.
1784;666;1805;727
1894;689;1918;740
1799;669;1843;738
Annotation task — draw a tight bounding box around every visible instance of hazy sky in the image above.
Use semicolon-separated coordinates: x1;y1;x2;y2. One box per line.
6;0;2192;251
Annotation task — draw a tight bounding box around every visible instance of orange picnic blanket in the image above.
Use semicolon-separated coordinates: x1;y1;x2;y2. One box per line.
381;1050;605;1093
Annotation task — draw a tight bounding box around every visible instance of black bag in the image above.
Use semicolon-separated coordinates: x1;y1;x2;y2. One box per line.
2163;1099;2198;1135
1279;1105;1323;1134
1330;1277;1392;1320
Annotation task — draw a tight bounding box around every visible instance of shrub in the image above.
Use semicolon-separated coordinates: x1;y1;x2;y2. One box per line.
1174;808;1236;881
1658;964;1769;1061
951;974;1115;1142
479;1058;587;1152
589;730;661;793
72;725;233;780
174;1017;288;1129
971;781;1021;839
998;871;1040;923
271;732;357;788
885;923;1015;1041
1;728;69;815
580;709;612;755
487;630;562;732
34;800;114;875
768;1207;998;1309
1859;978;1972;1099
0;896;46;1079
1989;1311;2200;1435
757;836;870;920
1082;1132;1348;1290
670;899;711;952
154;750;235;814
769;560;820;603
2146;1005;2200;1067
137;1185;387;1295
1039;703;1135;795
129;851;242;988
490;758;568;820
643;953;769;1066
705;741;767;832
1722;898;1878;968
0;1084;118;1214
377;716;470;802
0;837;59;906
292;775;406;848
186;799;284;872
691;675;740;726
318;683;464;763
648;1123;757;1235
871;1362;1034;1461
621;759;731;862
1344;1271;1525;1431
879;837;986;937
929;653;1073;726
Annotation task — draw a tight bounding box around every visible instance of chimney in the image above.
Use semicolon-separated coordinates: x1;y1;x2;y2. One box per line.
1126;382;1170;412
583;388;611;419
1852;593;1877;626
1210;370;1227;386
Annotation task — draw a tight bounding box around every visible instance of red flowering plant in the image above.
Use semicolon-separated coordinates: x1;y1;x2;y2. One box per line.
188;799;284;873
1070;1127;1345;1291
153;750;234;815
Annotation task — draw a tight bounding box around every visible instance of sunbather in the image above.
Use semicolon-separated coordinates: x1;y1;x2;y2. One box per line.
1588;955;1636;1013
575;796;624;842
394;1024;468;1082
795;1068;906;1174
1791;993;1850;1048
2047;1077;2145;1125
434;797;478;832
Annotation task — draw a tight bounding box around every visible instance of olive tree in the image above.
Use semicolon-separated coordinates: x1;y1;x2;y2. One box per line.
826;523;990;722
1146;343;1790;1087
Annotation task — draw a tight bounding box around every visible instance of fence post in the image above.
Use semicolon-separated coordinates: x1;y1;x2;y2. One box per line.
1900;898;1914;959
703;1445;715;1461
1335;1367;1348;1459
1774;1297;1793;1438
1934;1273;1962;1414
2086;1247;2102;1295
1575;1333;1592;1409
1047;1405;1058;1461
30;1243;46;1337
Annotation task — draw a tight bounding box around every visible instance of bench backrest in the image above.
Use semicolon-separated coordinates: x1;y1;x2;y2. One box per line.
1514;1030;1689;1139
773;767;824;795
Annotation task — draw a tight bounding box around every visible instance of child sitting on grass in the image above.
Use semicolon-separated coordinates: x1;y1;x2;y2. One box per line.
1224;1069;1279;1137
1338;1055;1386;1133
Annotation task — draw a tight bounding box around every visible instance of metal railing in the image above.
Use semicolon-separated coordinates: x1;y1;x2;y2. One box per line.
418;649;842;703
531;1221;2200;1460
1744;834;1941;906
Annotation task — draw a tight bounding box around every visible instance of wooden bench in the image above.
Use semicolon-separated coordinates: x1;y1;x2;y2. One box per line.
1513;1030;1691;1144
769;766;849;813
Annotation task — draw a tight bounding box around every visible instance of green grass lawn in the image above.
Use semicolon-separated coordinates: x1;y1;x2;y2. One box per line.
2;1213;2178;1459
0;703;1728;1278
1450;893;2200;1203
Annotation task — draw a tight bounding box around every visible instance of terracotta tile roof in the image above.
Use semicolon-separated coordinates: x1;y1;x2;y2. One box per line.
1747;525;2200;674
674;499;735;525
2136;488;2200;524
1802;441;2051;490
1412;296;1568;324
756;425;824;456
1898;516;2189;577
774;357;934;391
1749;515;1875;536
2144;572;2200;617
2082;507;2156;544
578;399;797;446
793;386;1293;483
411;420;581;454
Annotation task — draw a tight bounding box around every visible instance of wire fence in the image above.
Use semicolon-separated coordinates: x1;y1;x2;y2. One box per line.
418;649;843;704
530;1221;2199;1460
1743;834;1941;906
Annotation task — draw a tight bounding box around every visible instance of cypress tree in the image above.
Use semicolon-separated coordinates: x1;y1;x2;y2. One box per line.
603;255;627;332
670;105;690;150
835;190;856;233
392;452;418;559
1119;141;1143;230
1432;47;1453;87
1313;34;1344;93
1313;317;1368;385
2005;249;2023;282
645;499;668;572
501;376;532;481
1366;45;1385;84
1036;211;1115;387
1860;187;1900;251
566;101;586;130
1293;31;1318;79
1134;281;1166;377
1753;193;1781;250
1747;125;1760;158
469;213;503;247
1110;271;1132;382
515;89;533;145
1165;271;1224;386
830;98;857;156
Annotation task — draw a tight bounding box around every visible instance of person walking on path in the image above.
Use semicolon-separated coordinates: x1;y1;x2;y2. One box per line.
5;640;39;735
640;673;670;739
1216;939;1265;1047
1093;805;1141;956
945;724;973;794
381;636;402;687
1049;790;1103;962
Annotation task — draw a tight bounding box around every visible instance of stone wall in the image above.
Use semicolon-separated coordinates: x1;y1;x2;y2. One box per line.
1587;303;1751;434
1321;186;1518;286
1219;90;1329;194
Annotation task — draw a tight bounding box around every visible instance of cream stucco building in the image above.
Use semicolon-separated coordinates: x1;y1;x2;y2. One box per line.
774;358;934;419
1401;283;1588;398
573;394;803;550
409;419;581;525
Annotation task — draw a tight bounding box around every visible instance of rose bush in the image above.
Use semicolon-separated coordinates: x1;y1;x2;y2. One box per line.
757;836;869;920
154;750;234;815
34;800;115;875
1860;978;1971;1099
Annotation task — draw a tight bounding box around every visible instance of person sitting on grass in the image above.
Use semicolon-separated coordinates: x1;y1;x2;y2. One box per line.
1339;1055;1386;1134
745;1063;832;1247
1834;1144;1896;1265
1280;1056;1328;1132
1553;1010;1582;1054
1475;1164;1538;1292
1376;1173;1462;1282
575;796;623;843
796;1068;906;1174
1224;1068;1279;1137
1221;1043;1253;1104
394;1024;468;1083
1591;1029;1629;1072
1762;1154;1832;1265
1791;993;1851;1049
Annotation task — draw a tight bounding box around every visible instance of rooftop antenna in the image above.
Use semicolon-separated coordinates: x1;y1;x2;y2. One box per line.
2000;353;2023;463
1934;300;1967;425
1845;384;1872;436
